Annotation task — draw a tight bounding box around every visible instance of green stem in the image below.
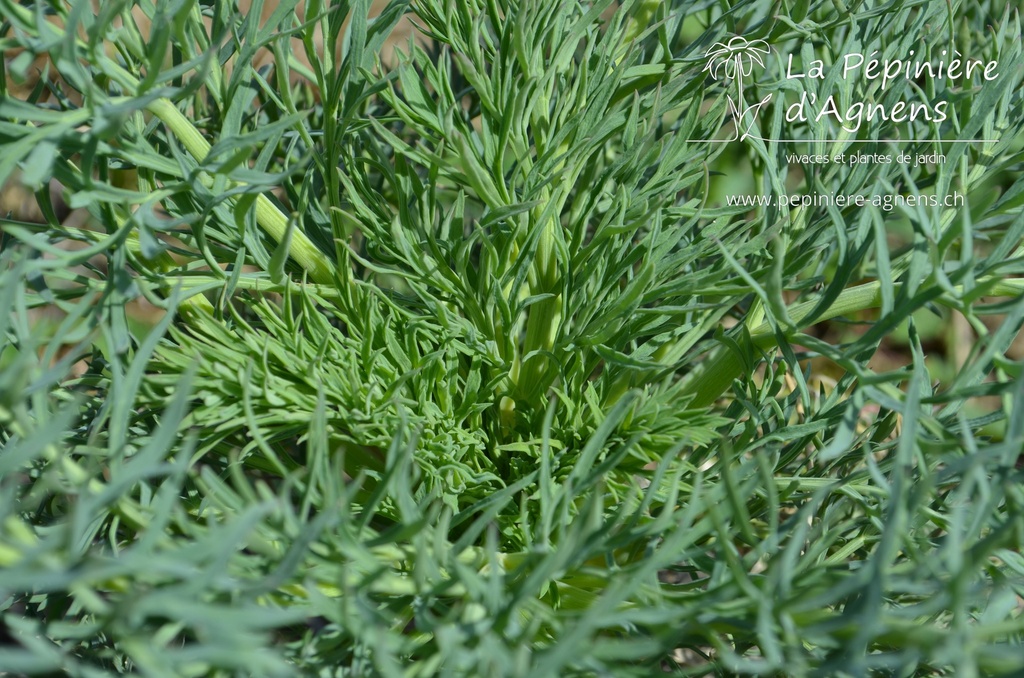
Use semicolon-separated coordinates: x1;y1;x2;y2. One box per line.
679;276;1024;408
736;64;744;110
144;99;336;287
2;0;337;289
516;210;562;397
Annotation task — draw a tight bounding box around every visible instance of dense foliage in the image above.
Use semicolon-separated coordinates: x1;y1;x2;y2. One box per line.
2;0;1024;675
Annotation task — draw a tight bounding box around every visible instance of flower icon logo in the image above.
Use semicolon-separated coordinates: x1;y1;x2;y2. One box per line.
703;36;772;82
701;36;773;142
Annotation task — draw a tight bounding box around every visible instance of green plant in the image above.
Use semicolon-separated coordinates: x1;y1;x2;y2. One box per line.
2;0;1024;675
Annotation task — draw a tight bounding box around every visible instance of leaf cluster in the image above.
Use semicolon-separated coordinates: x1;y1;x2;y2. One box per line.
2;0;1024;675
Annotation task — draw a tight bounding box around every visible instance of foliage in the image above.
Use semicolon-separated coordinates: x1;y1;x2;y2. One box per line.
2;0;1024;675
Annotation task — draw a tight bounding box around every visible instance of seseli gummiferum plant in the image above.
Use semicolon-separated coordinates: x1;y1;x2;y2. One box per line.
2;0;1024;675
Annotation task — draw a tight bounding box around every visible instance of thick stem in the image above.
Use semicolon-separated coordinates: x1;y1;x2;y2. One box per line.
679;277;1024;408
1;0;337;289
736;63;744;109
516;199;563;403
144;99;336;287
